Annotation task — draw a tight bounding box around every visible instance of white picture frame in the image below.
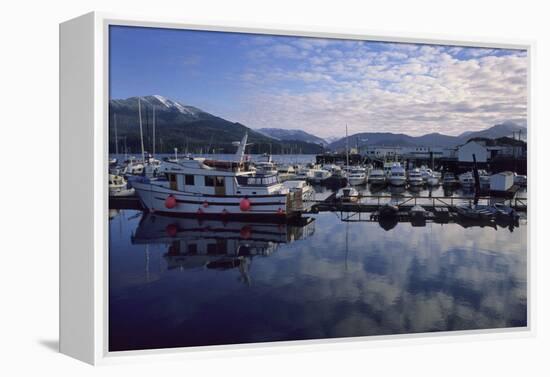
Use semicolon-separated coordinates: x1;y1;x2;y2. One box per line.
59;11;534;365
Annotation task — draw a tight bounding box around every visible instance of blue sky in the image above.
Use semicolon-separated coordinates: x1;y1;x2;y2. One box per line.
110;25;527;137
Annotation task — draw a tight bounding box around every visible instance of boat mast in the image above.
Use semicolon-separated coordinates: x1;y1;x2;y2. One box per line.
152;106;156;157
138;97;145;163
114;113;119;156
236;132;249;163
345;124;350;168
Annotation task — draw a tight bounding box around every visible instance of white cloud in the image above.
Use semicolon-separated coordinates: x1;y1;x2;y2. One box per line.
229;40;527;138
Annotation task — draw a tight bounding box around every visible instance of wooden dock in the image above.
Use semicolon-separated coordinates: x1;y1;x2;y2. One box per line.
311;194;527;213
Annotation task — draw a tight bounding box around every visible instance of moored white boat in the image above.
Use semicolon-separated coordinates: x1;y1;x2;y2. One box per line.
408;168;424;186
368;169;386;185
389;163;407;186
310;168;332;184
130;134;315;218
295;166;314;181
347;167;367;185
109;174;135;197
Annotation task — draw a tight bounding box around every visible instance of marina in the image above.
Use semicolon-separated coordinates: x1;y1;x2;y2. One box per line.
104;26;529;352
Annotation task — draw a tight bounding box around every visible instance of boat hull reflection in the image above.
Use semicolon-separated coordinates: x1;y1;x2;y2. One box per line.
132;214;315;282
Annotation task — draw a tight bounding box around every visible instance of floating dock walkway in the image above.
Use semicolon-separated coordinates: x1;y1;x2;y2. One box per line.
311;194;527;213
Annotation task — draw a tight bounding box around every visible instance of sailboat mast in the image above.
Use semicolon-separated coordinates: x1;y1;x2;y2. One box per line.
138;97;145;163
114;113;119;156
345;124;350;168
152;106;156;157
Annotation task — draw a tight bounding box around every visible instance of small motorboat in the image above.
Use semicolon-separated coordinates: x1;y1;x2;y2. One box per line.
336;186;359;202
109;174;135;197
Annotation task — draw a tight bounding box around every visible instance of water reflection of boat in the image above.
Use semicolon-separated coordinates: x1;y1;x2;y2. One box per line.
131;214;316;284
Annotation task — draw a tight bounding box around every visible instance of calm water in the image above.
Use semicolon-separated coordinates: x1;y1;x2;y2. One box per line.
109;207;527;351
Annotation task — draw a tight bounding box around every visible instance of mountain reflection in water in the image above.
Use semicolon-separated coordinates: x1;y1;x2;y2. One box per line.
109;210;527;351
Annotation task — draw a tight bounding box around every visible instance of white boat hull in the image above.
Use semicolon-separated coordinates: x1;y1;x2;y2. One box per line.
389;177;406;186
132;180;307;218
348;177;366;185
408;178;424;186
426;177;440;186
368;177;386;185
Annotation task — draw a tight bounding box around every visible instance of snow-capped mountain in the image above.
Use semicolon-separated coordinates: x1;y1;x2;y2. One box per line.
110;95;213;122
108;95;325;155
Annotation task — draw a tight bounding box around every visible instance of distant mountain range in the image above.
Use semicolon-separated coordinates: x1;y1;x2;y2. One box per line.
110;95;526;155
327;122;527;151
109;95;324;155
257;128;328;146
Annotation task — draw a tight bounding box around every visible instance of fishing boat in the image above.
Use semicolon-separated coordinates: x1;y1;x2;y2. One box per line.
336;186;359;202
388;162;407;186
130;133;315;219
347;167;368;185
408;168;424;186
109;174;135;197
368;169;387;185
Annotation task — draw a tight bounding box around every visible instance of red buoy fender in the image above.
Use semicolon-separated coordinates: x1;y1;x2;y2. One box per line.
165;223;178;237
240;225;252;239
240;198;251;211
165;195;177;209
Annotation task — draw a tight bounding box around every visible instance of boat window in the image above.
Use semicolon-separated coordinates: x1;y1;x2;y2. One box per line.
215;176;225;187
205;176;215;187
187;244;197;254
236;175;278;186
185;175;194;185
